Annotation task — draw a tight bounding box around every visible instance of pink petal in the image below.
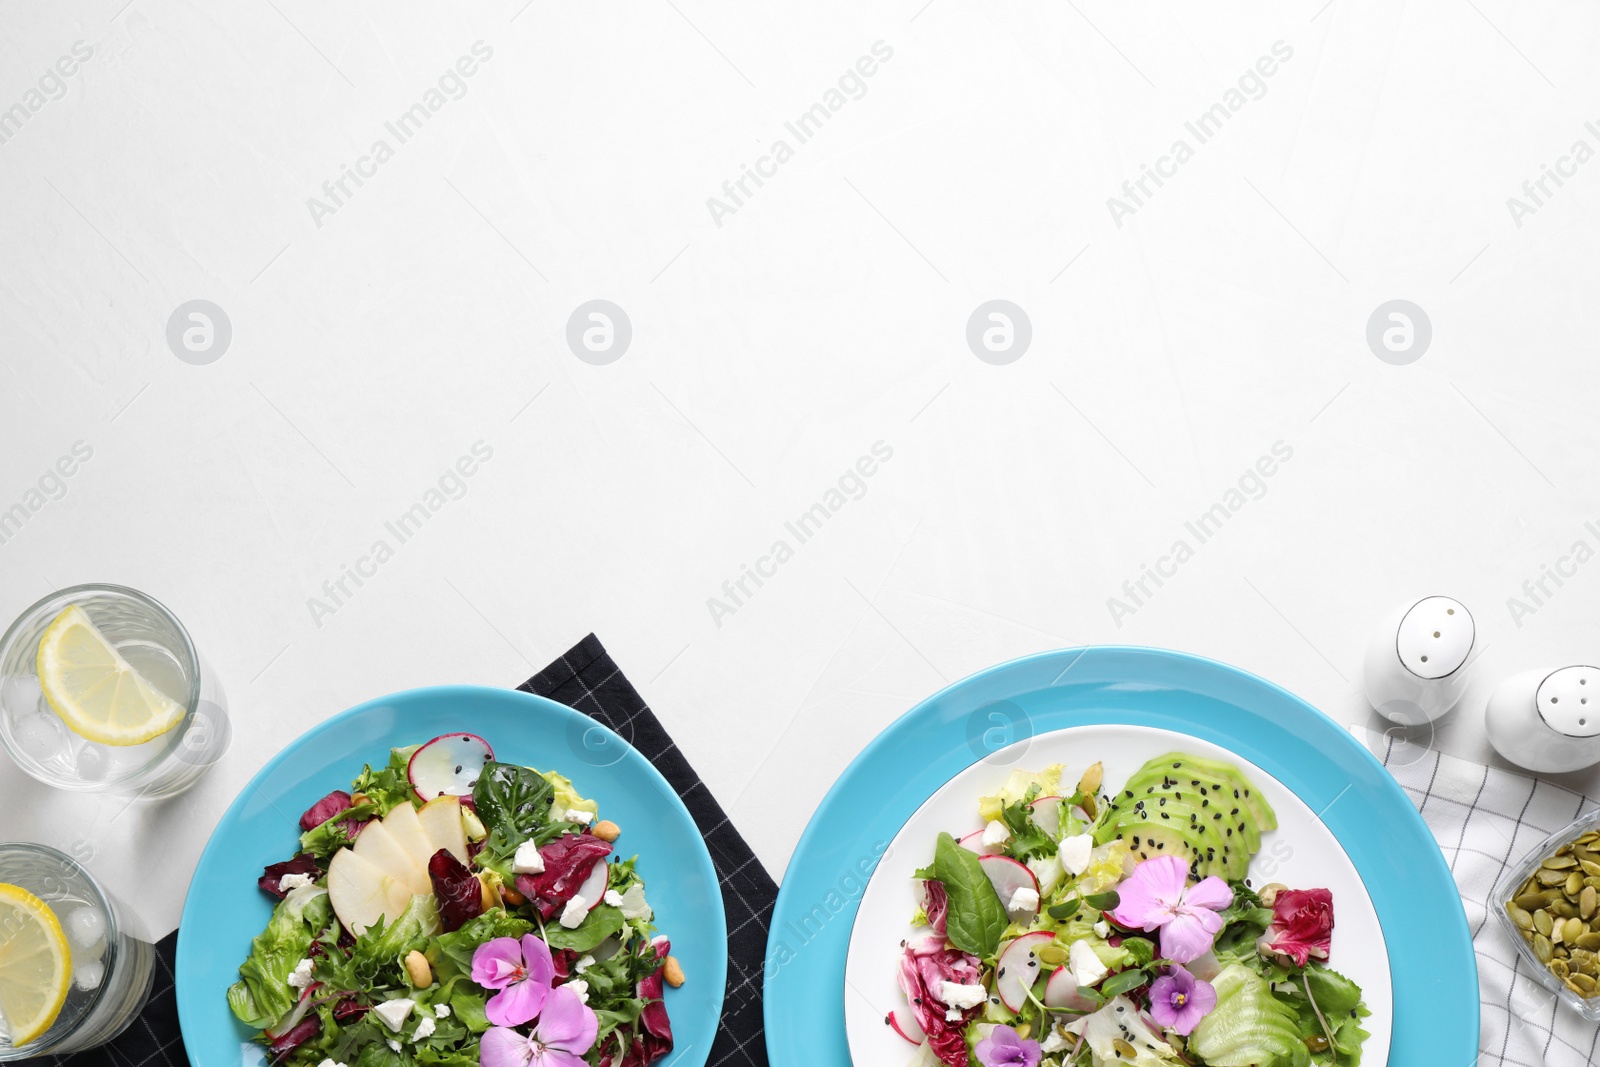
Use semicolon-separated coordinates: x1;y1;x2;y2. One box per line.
531;1052;589;1067
1182;876;1234;913
472;938;526;990
1159;906;1225;964
535;987;599;1054
480;1027;536;1067
521;934;556;986
1108;855;1188;929
486;978;549;1027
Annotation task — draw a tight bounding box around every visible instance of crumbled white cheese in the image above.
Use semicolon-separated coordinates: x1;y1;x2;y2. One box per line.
316;1058;349;1067
373;998;415;1032
559;895;589;929
433;1003;452;1018
386;1040;402;1053
565;809;594;826
938;981;987;1010
1008;887;1040;914
1093;920;1110;939
412;1016;436;1041
512;841;545;875
1040;1027;1070;1054
1069;940;1108;988
565;979;590;1005
1057;834;1094;876
278;872;315;893
574;954;596;974
946;1007;963;1021
981;820;1011;847
287;958;315;991
603;889;624;908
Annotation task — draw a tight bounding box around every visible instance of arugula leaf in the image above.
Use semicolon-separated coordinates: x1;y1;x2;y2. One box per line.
543;904;626;952
430;909;534;980
932;831;1007;958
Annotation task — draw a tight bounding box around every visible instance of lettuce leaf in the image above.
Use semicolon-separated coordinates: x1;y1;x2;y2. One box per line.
351;746;420;815
227;890;327;1029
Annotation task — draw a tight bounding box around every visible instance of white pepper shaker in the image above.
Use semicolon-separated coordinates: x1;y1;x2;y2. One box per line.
1486;666;1600;773
1363;596;1475;725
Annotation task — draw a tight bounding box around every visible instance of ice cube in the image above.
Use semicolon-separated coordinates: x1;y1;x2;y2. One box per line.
73;959;104;991
13;709;65;761
66;907;106;949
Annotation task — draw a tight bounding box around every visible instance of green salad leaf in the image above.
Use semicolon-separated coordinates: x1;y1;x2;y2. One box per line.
298;800;379;859
227;889;330;1029
473;761;556;858
931;831;1007;958
352;746;421;815
543;903;625;953
1190;963;1310;1067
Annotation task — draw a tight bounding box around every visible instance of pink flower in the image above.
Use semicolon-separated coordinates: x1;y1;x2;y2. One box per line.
974;1025;1041;1067
472;935;556;1027
480;987;598;1067
1257;887;1334;968
1147;965;1216;1035
1108;855;1233;964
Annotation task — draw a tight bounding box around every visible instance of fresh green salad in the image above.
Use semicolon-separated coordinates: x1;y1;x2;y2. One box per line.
229;733;679;1067
890;754;1372;1067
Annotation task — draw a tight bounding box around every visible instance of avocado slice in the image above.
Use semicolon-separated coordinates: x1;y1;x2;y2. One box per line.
1145;753;1277;831
1104;778;1262;853
1101;799;1244;880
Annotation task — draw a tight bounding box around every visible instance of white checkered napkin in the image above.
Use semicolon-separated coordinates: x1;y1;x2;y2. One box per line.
1364;730;1600;1066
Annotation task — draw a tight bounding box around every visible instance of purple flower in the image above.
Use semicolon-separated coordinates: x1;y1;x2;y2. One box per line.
1147;965;1217;1036
1108;855;1234;964
479;987;598;1067
471;935;556;1027
974;1024;1041;1067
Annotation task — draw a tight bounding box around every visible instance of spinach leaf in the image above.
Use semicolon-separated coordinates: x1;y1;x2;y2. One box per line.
542;904;625;953
932;831;1007;958
472;761;555;856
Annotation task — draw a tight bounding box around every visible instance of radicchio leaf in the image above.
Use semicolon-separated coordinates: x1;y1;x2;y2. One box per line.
427;848;484;932
299;790;354;831
258;854;321;900
514;833;613;920
266;1017;320;1059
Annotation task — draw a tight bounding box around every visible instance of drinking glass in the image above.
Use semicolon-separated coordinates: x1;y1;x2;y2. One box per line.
0;584;229;797
0;842;156;1059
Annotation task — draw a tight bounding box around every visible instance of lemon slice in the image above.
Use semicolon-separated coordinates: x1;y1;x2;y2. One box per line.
36;605;185;746
0;884;72;1048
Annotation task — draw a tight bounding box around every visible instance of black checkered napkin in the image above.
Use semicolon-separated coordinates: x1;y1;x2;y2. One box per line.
37;635;774;1067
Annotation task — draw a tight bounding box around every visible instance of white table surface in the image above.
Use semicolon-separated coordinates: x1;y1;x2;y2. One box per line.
2;1;1598;938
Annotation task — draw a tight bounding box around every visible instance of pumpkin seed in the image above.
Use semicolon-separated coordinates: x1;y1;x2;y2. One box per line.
1588;876;1600;891
1510;903;1535;931
1572;972;1599;996
1580;932;1600;952
1037;944;1067;966
1112;1038;1137;1059
1305;1035;1331;1054
1584;887;1598;921
1584;956;1600;978
1536;909;1554;936
1536;934;1555;963
1518;891;1551;912
1077;761;1104;798
1552;959;1571;979
1570;872;1587;897
1545;854;1580;870
1538;869;1569;886
1553;921;1566;945
1582;860;1600;878
1567;918;1586;944
1554;901;1580;919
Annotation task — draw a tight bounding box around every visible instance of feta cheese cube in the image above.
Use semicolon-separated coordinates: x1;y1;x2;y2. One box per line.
386;1040;402;1053
565;809;594;826
938;981;987;1010
287;958;315;991
1040;1027;1069;1054
373;998;415;1032
1093;920;1110;939
278;872;315;894
412;1016;436;1041
574;954;596;974
565;979;590;1005
512;841;546;875
1068;940;1108;988
559;895;589;929
1057;833;1094;877
981;820;1011;847
316;1058;349;1067
433;1003;452;1018
603;889;624;908
1007;887;1040;914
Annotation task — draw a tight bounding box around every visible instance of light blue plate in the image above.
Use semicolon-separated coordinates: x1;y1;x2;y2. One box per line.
176;685;725;1067
764;646;1477;1064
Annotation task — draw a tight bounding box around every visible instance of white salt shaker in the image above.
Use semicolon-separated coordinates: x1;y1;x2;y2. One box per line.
1363;596;1476;725
1486;666;1600;773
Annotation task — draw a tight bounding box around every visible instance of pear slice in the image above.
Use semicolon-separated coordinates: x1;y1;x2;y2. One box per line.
382;802;437;869
353;820;430;895
327;848;410;935
417;796;469;864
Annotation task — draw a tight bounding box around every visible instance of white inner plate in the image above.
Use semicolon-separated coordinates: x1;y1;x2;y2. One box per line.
844;724;1393;1066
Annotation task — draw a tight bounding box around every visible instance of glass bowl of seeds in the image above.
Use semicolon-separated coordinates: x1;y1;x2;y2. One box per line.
1496;808;1600;1021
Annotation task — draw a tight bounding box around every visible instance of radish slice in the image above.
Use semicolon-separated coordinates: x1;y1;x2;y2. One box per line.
978;854;1039;920
1031;796;1063;838
887;1006;926;1044
575;858;608;911
1043;967;1100;1013
995;931;1054;1011
407;733;494;801
958;830;1004;856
